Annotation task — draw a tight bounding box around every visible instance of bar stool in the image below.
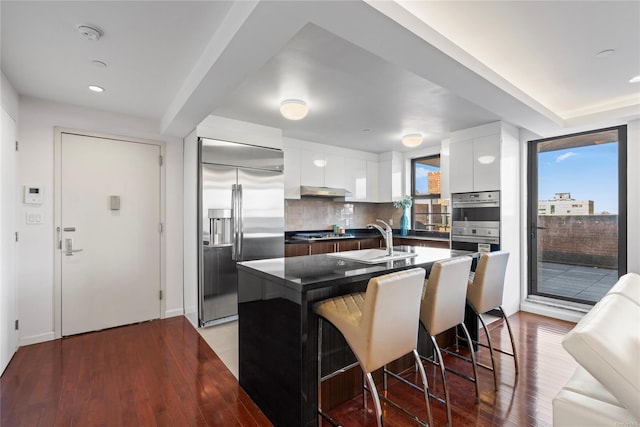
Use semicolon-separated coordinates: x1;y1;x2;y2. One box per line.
466;251;518;390
314;268;432;427
386;256;479;427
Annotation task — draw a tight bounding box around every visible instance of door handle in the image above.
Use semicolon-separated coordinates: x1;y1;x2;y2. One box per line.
231;184;238;261
64;238;83;256
237;184;243;261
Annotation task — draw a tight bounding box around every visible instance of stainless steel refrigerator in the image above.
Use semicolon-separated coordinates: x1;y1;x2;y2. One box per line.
198;138;284;327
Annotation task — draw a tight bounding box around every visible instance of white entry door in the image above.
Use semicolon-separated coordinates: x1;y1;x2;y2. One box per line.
59;132;161;336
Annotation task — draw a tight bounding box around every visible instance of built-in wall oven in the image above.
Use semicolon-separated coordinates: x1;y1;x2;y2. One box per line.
451;190;500;252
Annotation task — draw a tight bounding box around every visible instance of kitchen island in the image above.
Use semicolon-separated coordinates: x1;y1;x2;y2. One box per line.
237;246;476;427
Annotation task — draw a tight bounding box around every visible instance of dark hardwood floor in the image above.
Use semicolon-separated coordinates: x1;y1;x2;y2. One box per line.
1;312;577;427
0;316;271;427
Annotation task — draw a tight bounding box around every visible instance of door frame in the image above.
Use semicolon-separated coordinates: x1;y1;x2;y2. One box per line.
53;128;166;339
526;125;627;305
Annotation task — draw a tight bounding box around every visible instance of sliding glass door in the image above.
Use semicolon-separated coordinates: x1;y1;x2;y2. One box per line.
528;126;627;305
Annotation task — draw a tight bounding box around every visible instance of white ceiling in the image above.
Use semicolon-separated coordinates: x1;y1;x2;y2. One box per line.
2;1;639;153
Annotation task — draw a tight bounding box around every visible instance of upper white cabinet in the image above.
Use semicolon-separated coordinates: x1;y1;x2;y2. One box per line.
449;123;502;193
284;147;301;199
299;149;325;187
323;153;345;189
345;158;367;201
377;151;404;202
284;137;380;201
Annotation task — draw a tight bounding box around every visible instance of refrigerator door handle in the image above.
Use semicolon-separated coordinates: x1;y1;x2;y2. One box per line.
237;184;243;260
231;184;239;261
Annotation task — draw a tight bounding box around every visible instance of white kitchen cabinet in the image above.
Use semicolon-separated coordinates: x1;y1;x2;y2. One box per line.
284;147;301;199
345;158;367;201
366;160;379;202
377;152;404;202
473;134;501;191
323;153;345;189
449;129;501;193
299;149;325;187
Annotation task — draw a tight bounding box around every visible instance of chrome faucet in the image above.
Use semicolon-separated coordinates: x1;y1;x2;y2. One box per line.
367;219;393;256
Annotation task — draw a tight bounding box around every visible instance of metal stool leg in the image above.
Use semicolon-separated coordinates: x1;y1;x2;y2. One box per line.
459;322;481;402
498;306;519;375
477;312;499;390
429;335;452;427
317;318;323;427
364;372;384;427
413;349;434;427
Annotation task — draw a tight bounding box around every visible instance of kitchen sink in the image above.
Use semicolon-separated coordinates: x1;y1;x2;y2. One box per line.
326;248;418;264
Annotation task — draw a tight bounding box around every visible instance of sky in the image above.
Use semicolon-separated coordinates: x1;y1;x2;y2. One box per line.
538;142;619;214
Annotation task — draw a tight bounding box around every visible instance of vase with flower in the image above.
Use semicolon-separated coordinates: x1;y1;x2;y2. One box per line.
393;195;412;236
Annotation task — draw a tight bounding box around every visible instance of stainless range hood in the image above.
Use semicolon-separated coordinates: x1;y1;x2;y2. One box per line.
300;185;352;198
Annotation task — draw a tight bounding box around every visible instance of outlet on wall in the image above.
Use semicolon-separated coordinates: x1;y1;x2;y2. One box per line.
388;218;393;226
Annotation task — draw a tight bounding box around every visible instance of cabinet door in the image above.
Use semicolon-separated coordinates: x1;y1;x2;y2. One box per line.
377;159;392;202
284;147;301;199
310;241;337;254
336;240;360;252
345;158;367;201
285;243;311;257
300;149;325;187
473;134;501;191
324;153;345;188
359;238;382;249
449;139;474;193
366;161;379;202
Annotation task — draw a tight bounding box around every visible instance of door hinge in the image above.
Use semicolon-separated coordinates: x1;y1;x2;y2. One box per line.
159;223;163;233
159;290;163;300
15;232;18;242
159;155;163;166
15;140;19;152
15;320;18;330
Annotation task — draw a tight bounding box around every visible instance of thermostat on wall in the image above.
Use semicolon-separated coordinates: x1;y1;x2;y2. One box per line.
24;185;43;204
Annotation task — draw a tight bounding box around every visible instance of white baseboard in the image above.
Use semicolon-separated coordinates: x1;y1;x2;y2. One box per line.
20;332;55;346
520;300;586;323
164;308;184;318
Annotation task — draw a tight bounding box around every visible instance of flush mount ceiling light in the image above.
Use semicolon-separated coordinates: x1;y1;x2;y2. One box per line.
630;75;640;83
88;85;104;93
401;133;423;148
313;159;327;168
78;25;103;41
280;99;308;120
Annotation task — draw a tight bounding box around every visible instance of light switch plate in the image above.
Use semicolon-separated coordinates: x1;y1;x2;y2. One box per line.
26;212;42;224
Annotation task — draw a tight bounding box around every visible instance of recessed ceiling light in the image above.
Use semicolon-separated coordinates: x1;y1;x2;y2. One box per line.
280;99;308;120
402;133;423;148
595;49;615;58
88;85;104;93
630;75;640;83
313;159;327;168
78;25;103;41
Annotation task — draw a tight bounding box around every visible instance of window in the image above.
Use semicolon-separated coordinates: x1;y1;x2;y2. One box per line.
527;126;627;305
411;155;450;232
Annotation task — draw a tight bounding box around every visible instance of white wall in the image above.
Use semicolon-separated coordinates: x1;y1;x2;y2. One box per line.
17;96;183;345
1;71;19;122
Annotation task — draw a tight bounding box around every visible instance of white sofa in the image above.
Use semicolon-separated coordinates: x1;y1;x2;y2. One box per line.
553;272;640;426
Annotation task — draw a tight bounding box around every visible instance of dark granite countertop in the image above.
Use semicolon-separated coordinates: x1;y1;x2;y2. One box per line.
237;246;474;291
285;229;450;244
